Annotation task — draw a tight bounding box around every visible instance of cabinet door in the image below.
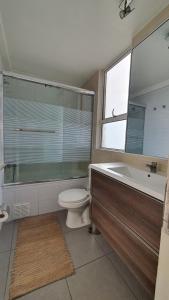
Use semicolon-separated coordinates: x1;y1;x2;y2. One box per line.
91;170;163;252
91;199;158;298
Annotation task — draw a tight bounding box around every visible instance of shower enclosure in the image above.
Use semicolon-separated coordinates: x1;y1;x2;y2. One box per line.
2;74;94;184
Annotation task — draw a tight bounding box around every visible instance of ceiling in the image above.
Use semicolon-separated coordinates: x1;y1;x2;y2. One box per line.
0;0;169;87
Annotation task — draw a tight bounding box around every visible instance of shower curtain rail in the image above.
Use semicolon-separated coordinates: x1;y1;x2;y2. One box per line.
2;71;95;96
14;128;56;133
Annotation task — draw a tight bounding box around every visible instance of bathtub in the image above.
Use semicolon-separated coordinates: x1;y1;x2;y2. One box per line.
3;176;88;221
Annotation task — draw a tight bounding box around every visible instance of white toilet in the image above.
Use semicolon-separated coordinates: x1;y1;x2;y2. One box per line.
58;188;90;228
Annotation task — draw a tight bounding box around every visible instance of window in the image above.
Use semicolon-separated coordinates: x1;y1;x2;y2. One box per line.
101;53;131;150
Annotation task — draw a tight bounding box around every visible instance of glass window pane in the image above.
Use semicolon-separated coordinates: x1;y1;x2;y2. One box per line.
101;121;127;150
104;54;131;118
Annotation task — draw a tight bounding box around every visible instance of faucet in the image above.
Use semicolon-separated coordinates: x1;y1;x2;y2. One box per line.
146;162;158;173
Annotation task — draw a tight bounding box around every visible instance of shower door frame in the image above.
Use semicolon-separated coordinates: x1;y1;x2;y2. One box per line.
1;71;95;95
0;73;4;186
1;71;95;186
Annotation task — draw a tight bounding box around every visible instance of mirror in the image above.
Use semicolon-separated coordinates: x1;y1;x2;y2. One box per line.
126;19;169;158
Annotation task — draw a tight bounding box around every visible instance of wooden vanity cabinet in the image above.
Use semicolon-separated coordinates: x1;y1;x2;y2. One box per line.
91;169;164;298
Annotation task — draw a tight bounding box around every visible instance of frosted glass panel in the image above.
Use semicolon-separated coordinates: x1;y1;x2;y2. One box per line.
3;76;93;183
105;54;131;118
4;97;63;164
102;121;127;150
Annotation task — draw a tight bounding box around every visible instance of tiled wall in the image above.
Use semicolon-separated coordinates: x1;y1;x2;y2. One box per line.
3;177;88;221
126;104;145;154
139;86;169;157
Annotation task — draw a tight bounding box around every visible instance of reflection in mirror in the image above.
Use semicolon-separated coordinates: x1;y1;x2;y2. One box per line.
126;19;169;158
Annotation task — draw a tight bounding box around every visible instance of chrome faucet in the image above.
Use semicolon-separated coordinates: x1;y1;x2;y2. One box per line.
146;162;158;173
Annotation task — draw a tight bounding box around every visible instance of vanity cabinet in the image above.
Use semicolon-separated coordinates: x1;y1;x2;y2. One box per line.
91;169;163;298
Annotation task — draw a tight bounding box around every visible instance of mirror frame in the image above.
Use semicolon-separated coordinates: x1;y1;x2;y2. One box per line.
125;17;169;159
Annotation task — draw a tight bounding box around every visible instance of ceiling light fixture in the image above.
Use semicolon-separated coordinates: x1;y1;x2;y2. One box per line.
119;0;135;19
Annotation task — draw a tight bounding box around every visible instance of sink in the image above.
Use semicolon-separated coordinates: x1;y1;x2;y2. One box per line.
90;162;166;201
108;166;133;177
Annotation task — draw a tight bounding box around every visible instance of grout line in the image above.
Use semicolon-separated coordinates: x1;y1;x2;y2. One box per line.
4;222;16;300
75;254;106;271
106;254;138;300
4;249;13;300
92;234;142;299
10;221;16;251
66;278;73;300
93;235;112;255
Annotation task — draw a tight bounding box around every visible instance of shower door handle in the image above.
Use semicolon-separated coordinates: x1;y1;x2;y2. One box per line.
14;128;56;133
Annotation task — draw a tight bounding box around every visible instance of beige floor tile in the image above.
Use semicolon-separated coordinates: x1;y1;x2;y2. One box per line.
94;234;112;254
0;222;14;253
65;227;104;268
18;279;71;300
108;251;152;300
0;251;10;300
67;256;136;300
4;250;15;300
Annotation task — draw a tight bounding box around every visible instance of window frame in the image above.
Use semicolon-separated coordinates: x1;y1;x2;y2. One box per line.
100;51;131;151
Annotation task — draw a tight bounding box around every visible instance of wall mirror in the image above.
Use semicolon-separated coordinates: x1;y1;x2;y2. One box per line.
126;19;169;158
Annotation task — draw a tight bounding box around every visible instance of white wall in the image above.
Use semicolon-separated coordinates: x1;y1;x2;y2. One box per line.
3;177;88;221
155;230;169;300
132;85;169;158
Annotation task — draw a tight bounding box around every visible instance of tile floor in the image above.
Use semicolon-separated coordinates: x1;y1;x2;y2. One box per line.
0;210;151;300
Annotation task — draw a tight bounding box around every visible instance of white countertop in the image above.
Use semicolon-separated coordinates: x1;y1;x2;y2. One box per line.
89;162;166;201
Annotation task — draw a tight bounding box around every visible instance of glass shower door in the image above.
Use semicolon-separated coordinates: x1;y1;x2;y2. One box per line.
3;76;93;184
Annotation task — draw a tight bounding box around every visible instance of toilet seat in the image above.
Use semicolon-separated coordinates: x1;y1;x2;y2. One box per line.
59;189;89;204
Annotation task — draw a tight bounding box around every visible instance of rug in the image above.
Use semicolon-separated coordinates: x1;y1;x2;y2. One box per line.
10;213;74;299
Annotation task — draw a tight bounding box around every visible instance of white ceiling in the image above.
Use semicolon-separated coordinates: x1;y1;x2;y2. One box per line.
0;0;169;87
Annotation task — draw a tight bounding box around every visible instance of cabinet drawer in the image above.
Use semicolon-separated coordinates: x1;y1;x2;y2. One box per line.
91;170;163;252
91;199;158;298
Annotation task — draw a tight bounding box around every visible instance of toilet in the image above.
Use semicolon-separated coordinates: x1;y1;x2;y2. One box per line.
58;188;90;228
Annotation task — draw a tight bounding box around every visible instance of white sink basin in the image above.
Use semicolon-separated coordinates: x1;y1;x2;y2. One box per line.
90;162;166;201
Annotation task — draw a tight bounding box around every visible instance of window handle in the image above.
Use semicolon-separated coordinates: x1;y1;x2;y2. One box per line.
112;108;115;117
112;109;118;118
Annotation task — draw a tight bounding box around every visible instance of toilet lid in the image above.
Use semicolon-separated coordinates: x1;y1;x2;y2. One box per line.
59;189;89;203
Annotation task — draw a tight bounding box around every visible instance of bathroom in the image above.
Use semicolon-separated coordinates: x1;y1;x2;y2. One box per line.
0;1;169;299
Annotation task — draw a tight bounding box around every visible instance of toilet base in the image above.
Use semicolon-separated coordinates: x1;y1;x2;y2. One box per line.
66;205;90;228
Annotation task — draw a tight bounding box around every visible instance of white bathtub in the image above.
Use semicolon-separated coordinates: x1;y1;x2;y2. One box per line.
3;177;88;221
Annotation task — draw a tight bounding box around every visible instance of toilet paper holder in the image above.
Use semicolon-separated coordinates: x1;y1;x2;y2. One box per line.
0;204;9;222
